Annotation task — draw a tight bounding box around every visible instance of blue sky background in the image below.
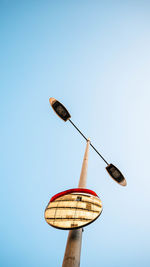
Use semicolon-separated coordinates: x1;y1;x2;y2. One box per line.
1;1;150;266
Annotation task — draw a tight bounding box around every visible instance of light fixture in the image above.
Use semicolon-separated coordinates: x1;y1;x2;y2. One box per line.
49;97;127;186
49;98;71;122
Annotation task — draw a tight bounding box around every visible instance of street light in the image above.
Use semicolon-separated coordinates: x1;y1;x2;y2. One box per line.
49;97;127;186
49;97;71;122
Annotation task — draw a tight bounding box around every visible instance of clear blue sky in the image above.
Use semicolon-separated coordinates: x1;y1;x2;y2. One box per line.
1;1;150;266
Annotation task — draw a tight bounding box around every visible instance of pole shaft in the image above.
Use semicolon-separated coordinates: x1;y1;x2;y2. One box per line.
62;139;90;267
78;138;90;188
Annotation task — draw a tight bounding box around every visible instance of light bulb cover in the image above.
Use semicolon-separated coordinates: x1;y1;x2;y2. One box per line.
106;164;127;186
49;97;71;122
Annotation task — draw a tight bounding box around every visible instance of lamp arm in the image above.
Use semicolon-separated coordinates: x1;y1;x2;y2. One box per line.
69;119;109;165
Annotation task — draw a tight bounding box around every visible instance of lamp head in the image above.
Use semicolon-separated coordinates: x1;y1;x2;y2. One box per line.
106;164;127;186
49;97;71;122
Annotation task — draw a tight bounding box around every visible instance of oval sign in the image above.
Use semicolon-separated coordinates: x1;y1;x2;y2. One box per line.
45;188;102;230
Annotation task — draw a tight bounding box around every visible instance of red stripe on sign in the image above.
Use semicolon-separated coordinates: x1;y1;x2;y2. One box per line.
50;188;99;203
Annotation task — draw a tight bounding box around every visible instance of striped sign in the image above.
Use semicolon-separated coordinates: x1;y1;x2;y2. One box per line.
45;188;102;230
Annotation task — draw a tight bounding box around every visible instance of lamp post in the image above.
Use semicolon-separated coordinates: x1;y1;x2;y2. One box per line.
46;97;127;267
62;138;90;267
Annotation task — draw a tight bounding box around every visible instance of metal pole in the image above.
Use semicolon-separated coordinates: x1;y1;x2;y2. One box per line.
62;139;90;267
